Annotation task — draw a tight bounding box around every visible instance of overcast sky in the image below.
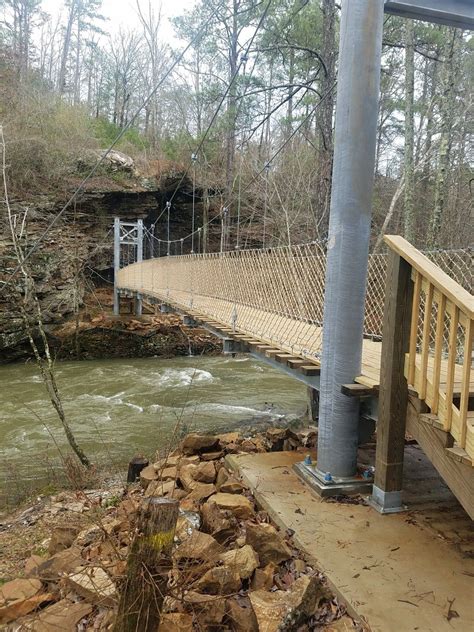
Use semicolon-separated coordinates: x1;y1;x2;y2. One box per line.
42;0;193;43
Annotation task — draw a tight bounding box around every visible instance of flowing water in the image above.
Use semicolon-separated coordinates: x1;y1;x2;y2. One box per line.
0;355;307;506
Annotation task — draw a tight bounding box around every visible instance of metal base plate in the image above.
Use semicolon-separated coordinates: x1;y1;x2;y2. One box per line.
294;462;373;497
367;485;407;514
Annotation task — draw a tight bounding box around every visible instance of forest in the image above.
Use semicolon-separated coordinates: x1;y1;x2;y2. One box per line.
0;0;472;251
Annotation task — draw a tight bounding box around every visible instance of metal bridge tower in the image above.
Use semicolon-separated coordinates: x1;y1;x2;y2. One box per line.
113;217;144;316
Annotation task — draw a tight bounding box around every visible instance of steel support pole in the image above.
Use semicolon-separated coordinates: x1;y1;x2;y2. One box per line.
135;219;143;317
317;0;384;479
113;217;120;316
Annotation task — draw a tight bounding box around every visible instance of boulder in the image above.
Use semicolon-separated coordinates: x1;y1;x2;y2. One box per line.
0;578;53;624
226;596;259;632
179;464;198;492
159;612;194;631
200;451;224;461
48;524;81;555
158;465;178;480
251;563;276;591
18;599;92;631
144;479;176;498
35;547;83;581
185;482;217;502
240;439;259;453
192;461;216;483
75;524;103;547
194;565;241;594
249;576;323;632
266;427;289;451
219;477;245;494
24;555;45;577
174;531;223;562
208;493;254;520
140;464;159;488
216;467;230;490
184;591;226;626
216;432;241;445
219;545;259;580
65;566;116;607
245;522;292;566
181;433;219;455
201;501;238;543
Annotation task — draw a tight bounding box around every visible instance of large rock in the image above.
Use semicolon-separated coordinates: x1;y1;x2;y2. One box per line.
158;465;178;480
226;596;259;632
48;524;81;555
245;522;292;566
219;477;245;494
251;562;276;590
184;591;226;626
185;482;217;502
194;566;241;594
35;547;83;581
18;599;92;631
219;545;259;580
201;501;238;543
174;531;223;562
0;578;53;624
192;461;216;483
65;566;116;607
144;479;176;498
208;493;254;520
159;612;194;631
249;576;323;632
140;464;159;488
179;464;198;492
216;466;230;490
181;434;219;455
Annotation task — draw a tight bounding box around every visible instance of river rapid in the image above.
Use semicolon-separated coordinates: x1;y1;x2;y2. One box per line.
0;355;307;506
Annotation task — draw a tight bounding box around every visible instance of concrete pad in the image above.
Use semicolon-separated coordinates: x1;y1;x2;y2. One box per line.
227;451;474;632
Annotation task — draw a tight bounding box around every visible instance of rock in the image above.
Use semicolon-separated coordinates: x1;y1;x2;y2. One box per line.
201;501;237;543
208;493;254;520
294;559;306;573
18;599;92;631
65;566;116;607
24;555;45;577
186;482;217;502
245;522;292;566
155;454;200;468
251;563;276;591
216;467;230;489
48;524;81;555
219;477;245;494
75;524;103;547
194;565;241;594
192;461;216;483
200;450;225;461
174;531;223;562
240;439;259;453
144;479;176;498
181;433;219;455
226;596;259;632
324;615;356;631
35;547;83;581
179;464;198;492
266;427;289;451
216;432;241;445
175;511;200;542
159;612;194;631
184;591;226;626
140;464;159;488
0;578;53;624
159;465;178;480
219;545;259;580
249;576;323;632
297;427;317;448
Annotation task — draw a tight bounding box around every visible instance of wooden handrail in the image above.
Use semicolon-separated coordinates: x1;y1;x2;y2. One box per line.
384;235;474;319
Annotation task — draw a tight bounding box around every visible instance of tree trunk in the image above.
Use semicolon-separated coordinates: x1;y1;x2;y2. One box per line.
114;497;179;632
59;0;77;95
403;19;415;243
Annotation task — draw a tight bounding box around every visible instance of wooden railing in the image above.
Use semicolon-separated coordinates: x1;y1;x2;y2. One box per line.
384;236;474;461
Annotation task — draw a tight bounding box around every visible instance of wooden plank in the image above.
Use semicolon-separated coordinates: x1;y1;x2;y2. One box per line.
299;365;321;376
274;354;298;364
459;318;473;449
264;349;286;358
341;383;375;397
445;446;472;466
384;235;474;319
419;282;433;400
444;304;459;432
355;375;380;389
408;270;421;385
287;358;306;369
374;251;413;494
431;293;446;414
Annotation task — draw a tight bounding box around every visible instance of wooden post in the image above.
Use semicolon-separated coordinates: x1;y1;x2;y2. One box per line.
371;251;413;513
114;497;179;632
127;456;149;483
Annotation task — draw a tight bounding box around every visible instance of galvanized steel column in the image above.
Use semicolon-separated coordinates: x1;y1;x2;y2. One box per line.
135;219;144;316
317;0;384;478
113;217;120;316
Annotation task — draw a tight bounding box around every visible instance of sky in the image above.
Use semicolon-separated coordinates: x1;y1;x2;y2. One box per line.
42;0;193;43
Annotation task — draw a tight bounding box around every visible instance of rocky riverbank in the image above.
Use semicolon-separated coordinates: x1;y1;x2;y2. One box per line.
0;428;358;631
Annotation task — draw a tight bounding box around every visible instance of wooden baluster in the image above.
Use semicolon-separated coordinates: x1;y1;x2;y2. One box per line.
444;304;459;432
459;316;473;448
408;271;421;386
431;293;446;414
419;282;433;400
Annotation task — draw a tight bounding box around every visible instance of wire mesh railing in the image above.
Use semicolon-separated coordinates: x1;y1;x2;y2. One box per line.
117;243;472;363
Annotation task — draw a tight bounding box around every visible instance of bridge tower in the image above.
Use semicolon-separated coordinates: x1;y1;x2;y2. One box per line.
113;217;144;316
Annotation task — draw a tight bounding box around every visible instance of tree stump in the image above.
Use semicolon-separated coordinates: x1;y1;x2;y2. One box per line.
113;497;179;632
127;456;149;483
